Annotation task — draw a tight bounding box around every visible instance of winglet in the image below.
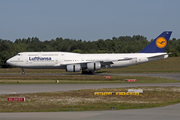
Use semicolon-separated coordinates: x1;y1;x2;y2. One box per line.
139;31;172;53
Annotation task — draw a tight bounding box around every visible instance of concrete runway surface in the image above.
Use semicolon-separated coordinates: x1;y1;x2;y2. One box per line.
0;73;180;120
1;83;180;95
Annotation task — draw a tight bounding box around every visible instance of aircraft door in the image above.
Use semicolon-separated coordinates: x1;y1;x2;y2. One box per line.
58;54;65;65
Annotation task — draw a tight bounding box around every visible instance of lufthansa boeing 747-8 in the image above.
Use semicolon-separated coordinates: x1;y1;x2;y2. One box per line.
6;31;172;74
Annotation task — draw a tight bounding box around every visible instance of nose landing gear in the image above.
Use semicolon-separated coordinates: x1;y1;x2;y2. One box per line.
21;68;25;75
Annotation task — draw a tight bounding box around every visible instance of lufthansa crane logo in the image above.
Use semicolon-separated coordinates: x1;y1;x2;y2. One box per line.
156;37;167;48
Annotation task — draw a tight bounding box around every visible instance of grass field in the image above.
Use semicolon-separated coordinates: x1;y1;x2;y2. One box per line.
1;87;180;112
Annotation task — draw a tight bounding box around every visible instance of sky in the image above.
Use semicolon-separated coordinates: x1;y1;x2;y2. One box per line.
0;0;180;42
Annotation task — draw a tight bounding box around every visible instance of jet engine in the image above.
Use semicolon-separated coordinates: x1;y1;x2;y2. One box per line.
66;64;81;72
87;62;101;71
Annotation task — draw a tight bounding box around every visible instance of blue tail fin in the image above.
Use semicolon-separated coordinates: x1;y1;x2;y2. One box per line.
139;31;172;53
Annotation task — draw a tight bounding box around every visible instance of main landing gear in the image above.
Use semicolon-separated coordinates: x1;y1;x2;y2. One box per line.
82;69;95;74
21;68;25;75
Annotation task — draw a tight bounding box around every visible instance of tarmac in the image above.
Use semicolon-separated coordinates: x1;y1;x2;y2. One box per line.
1;83;180;95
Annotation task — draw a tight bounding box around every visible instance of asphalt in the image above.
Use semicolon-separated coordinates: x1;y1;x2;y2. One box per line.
1;83;180;95
0;73;180;120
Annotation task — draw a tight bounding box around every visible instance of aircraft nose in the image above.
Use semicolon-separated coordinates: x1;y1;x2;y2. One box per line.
6;58;14;66
6;59;11;65
6;57;19;67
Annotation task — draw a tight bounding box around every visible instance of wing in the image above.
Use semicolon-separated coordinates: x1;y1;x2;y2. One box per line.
54;57;135;67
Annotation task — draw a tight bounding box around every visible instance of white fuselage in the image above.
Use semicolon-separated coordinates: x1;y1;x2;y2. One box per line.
6;52;168;69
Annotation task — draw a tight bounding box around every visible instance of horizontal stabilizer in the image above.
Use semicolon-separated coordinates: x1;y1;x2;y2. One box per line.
147;53;168;59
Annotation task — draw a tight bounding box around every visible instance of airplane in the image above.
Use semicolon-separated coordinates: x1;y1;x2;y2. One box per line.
6;31;172;74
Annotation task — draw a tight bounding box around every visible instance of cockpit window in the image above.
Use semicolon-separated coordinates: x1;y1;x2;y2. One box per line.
16;54;20;56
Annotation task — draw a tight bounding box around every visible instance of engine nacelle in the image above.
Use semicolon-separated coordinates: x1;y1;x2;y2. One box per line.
87;62;101;71
66;64;81;72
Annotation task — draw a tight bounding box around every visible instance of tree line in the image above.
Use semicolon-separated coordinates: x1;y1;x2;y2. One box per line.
0;35;180;68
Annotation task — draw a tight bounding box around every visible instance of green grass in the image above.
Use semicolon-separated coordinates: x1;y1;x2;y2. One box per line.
0;75;179;84
1;87;180;112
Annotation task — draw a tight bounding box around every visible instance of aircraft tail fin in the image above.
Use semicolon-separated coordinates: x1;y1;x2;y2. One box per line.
139;31;172;53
